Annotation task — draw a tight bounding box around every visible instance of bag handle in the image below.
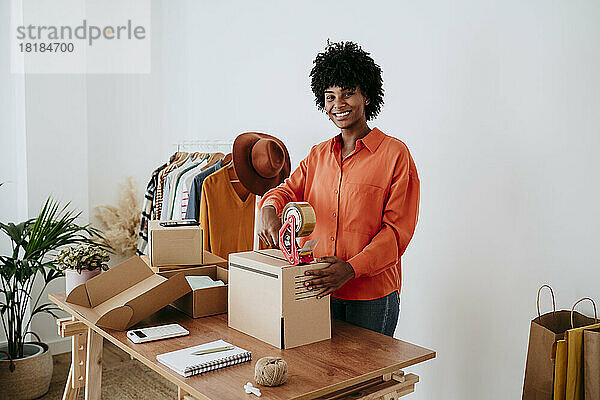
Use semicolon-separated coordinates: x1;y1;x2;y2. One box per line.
571;297;598;328
537;284;557;323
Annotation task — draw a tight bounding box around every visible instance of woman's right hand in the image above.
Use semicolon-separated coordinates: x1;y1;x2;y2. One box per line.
258;206;282;248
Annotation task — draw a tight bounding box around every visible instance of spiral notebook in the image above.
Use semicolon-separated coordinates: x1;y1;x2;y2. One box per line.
156;340;251;377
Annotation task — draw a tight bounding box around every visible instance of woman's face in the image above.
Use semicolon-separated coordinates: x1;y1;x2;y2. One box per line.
324;86;369;130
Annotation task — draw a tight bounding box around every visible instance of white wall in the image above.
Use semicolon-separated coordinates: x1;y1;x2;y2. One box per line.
0;0;28;345
23;71;89;353
8;1;600;399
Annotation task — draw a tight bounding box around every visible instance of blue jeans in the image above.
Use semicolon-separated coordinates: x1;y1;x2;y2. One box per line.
331;291;400;337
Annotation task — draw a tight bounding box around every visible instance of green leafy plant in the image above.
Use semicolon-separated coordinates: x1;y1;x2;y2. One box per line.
0;197;109;365
56;244;110;273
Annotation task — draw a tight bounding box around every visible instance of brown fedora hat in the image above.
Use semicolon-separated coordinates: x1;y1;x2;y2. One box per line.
233;132;291;196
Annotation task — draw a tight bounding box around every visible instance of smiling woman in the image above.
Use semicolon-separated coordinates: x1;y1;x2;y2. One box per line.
257;41;420;337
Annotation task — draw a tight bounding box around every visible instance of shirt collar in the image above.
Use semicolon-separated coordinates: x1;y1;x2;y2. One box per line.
330;127;385;153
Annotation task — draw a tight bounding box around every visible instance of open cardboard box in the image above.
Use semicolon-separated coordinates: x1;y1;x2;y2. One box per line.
148;220;203;267
228;249;331;349
159;265;228;318
65;256;191;330
141;251;227;273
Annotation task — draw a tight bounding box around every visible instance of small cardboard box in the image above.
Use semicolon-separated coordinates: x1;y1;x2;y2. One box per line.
65;256;191;330
228;249;331;349
148;220;203;267
159;265;228;318
141;251;227;273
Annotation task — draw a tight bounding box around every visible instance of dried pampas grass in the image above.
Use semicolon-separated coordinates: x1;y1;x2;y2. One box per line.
94;176;141;258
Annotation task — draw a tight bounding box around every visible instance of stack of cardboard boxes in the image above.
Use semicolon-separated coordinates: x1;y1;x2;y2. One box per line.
145;220;228;319
66;221;332;349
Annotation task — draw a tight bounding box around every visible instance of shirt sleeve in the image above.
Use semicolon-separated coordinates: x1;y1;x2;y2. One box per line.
258;151;311;216
200;182;211;253
185;178;199;221
347;153;420;278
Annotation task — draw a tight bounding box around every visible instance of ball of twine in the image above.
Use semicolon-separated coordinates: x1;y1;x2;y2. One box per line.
254;356;288;386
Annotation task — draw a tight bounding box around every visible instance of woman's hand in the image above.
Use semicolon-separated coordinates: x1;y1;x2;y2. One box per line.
304;256;355;299
258;206;282;248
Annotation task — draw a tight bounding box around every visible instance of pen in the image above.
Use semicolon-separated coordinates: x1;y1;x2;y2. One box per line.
191;345;235;355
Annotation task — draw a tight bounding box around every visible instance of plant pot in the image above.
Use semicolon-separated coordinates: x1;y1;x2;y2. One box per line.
65;268;101;295
0;342;53;400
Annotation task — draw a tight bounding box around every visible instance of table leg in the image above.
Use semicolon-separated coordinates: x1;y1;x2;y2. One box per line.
85;329;103;400
61;364;80;400
178;386;196;400
57;318;88;398
72;329;88;388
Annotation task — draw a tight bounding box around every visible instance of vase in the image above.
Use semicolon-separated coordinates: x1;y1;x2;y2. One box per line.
65;268;101;295
0;342;53;400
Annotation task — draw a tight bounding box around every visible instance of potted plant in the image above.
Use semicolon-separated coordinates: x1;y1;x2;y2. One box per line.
57;244;110;295
0;197;107;400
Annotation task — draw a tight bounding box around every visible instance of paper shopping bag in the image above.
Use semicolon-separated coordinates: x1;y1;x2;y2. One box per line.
565;298;599;400
553;339;567;400
583;329;600;400
523;286;596;400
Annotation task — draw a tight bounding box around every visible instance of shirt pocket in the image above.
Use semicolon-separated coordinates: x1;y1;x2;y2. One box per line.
341;182;386;235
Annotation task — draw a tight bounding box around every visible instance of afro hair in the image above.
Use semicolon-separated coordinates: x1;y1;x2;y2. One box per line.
310;41;384;121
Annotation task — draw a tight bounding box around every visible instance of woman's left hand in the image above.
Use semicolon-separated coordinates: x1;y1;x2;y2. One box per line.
304;256;355;299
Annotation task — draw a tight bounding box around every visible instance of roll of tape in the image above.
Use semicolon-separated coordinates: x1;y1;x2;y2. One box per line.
282;202;316;237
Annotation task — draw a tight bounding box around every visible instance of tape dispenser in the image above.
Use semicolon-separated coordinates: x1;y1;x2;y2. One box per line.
278;202;319;265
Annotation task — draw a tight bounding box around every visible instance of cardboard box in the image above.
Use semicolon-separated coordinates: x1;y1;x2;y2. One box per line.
228;249;331;349
159;265;228;318
141;251;227;273
148;220;203;267
65;256;191;330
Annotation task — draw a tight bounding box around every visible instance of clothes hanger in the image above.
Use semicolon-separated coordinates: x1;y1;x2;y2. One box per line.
221;152;250;200
200;152;225;171
221;153;239;181
221;153;232;166
172;148;189;163
173;144;189;163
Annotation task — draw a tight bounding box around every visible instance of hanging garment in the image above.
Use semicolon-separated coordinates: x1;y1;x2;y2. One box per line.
171;157;210;220
175;154;225;220
164;156;208;220
179;168;201;219
136;163;167;255
162;157;198;220
199;166;255;259
155;153;189;219
185;159;223;221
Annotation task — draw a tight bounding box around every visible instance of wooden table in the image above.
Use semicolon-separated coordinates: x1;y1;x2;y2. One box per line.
49;292;435;400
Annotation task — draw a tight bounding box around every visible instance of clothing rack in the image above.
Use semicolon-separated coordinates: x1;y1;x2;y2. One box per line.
172;138;261;251
172;139;234;154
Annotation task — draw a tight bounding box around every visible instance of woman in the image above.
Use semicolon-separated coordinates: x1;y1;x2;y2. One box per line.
257;41;419;337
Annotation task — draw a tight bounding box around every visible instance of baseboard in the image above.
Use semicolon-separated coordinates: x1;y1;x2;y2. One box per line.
47;337;71;355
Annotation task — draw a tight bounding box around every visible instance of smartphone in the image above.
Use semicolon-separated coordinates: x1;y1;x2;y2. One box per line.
159;220;199;228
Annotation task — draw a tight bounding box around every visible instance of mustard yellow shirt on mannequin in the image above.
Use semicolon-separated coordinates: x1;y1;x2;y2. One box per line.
199;167;256;259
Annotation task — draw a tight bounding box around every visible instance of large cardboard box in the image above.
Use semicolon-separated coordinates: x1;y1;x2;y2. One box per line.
148;220;203;266
141;251;227;273
65;256;191;330
228;249;331;349
159;265;228;318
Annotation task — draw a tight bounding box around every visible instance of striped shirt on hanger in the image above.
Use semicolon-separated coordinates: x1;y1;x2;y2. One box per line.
136;163;167;255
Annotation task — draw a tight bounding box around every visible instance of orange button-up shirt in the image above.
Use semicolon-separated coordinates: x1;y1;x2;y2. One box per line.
259;127;420;300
